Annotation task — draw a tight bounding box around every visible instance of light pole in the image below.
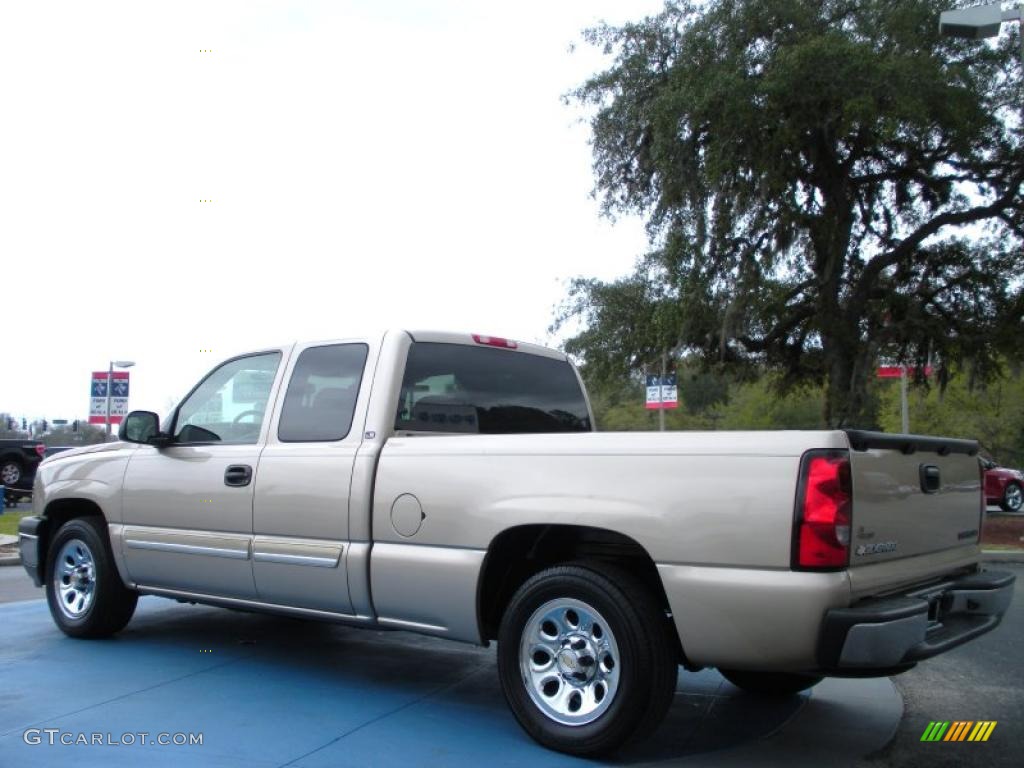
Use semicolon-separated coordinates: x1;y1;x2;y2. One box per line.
940;3;1023;63
106;360;135;437
900;365;910;434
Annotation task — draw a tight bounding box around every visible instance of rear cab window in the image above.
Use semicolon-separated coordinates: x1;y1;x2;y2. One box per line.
396;342;591;434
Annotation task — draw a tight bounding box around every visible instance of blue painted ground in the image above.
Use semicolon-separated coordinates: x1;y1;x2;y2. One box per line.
0;597;804;767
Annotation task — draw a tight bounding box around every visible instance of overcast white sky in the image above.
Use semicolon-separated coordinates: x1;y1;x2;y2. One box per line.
1;0;663;423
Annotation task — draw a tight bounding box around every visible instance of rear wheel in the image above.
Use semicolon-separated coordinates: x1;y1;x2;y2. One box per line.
45;517;137;638
719;668;822;696
497;563;677;756
1;459;23;487
1000;482;1022;513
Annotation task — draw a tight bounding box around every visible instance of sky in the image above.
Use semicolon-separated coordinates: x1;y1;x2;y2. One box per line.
0;0;664;423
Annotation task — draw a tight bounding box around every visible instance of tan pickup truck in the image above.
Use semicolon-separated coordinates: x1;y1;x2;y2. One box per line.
19;330;1015;755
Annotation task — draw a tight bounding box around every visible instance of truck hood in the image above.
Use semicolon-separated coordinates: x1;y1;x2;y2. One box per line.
40;441;127;465
988;467;1024;481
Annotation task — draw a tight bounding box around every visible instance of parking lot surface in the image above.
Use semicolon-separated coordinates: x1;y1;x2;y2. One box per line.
0;595;901;767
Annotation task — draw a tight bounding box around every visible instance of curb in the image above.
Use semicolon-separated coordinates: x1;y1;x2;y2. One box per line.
0;533;19;566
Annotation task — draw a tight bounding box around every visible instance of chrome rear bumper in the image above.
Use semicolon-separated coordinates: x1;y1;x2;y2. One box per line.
818;569;1014;672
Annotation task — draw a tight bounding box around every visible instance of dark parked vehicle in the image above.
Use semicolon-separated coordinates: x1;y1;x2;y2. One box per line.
981;458;1024;512
1;439;46;505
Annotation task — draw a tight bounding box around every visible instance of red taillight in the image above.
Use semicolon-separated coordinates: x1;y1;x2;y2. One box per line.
472;334;518;349
793;451;851;570
34;444;46;459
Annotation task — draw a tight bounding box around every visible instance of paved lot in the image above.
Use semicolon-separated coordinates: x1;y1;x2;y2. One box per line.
858;562;1024;768
0;527;1018;767
0;563;43;603
0;594;901;767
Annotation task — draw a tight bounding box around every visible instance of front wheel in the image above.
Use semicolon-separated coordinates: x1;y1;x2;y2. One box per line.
497;563;677;756
1000;482;1023;513
45;517;137;638
719;668;822;696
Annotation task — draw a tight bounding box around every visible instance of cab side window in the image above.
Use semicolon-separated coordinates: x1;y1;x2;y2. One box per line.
278;344;368;442
174;352;281;444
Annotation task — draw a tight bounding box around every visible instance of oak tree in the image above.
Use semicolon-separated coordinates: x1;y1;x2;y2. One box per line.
558;0;1023;427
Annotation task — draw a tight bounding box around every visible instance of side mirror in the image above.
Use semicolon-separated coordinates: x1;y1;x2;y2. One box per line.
120;411;168;446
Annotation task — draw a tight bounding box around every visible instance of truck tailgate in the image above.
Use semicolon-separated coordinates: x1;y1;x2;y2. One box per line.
845;430;983;595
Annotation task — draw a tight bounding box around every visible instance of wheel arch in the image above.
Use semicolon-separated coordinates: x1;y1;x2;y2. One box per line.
476;523;687;664
33;498;108;586
0;449;26;464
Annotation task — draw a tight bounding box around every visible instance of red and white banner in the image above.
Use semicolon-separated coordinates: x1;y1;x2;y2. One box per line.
645;374;679;410
89;371;130;425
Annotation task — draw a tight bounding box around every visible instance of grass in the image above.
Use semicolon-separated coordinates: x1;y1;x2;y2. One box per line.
0;511;29;537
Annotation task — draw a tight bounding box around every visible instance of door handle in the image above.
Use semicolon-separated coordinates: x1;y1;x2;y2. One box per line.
224;464;253;487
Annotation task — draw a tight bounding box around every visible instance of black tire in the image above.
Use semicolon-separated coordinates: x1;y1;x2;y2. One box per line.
44;517;137;638
497;562;677;756
999;482;1023;513
719;668;822;696
1;458;23;487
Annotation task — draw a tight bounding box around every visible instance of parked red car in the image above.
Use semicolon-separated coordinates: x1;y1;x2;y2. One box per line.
981;458;1024;512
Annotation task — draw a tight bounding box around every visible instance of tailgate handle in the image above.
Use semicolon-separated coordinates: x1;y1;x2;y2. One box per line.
919;464;941;494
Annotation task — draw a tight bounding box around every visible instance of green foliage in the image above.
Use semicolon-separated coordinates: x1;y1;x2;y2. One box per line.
0;513;30;537
0;412;108;446
879;370;1024;465
586;365;1023;462
584;363;826;431
558;0;1024;428
713;377;826;430
37;423;108;447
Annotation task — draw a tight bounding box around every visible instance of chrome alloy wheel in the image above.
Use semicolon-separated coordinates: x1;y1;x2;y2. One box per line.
1006;483;1023;512
0;462;20;485
519;597;621;726
55;538;97;619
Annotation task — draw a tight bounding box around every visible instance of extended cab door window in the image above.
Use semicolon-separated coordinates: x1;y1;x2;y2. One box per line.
395;342;592;434
174;353;281;444
278;344;368;442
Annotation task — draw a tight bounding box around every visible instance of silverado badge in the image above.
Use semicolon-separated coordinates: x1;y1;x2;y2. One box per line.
855;541;898;557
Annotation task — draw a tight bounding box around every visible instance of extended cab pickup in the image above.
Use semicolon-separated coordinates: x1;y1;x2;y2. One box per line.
19;330;1015;755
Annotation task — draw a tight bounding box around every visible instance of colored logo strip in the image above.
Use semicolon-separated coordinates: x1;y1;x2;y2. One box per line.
944;721;972;741
921;721;949;741
920;721;997;742
968;722;997;742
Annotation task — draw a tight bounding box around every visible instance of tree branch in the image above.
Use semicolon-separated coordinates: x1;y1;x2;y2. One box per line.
850;173;1024;310
736;304;817;352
